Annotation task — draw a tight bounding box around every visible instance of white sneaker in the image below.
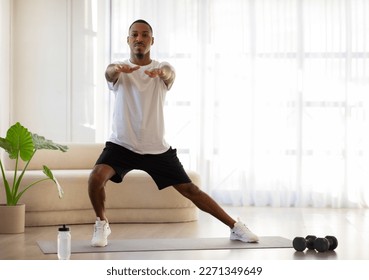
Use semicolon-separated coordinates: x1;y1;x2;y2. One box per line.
91;218;111;247
230;218;259;243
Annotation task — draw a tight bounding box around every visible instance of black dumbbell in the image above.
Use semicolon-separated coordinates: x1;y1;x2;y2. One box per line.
292;235;317;252
314;236;338;252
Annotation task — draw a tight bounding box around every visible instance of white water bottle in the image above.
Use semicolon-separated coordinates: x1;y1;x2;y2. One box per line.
57;224;71;260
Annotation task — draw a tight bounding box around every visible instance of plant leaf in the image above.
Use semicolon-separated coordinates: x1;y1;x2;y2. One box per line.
0;137;12;153
5;122;34;161
42;164;54;179
0;160;12;205
32;134;68;152
42;165;64;198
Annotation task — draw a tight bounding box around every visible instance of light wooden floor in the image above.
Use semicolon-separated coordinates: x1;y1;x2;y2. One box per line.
1;206;369;260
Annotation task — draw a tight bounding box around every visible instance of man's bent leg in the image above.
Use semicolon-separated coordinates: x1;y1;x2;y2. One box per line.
88;164;115;221
88;164;115;247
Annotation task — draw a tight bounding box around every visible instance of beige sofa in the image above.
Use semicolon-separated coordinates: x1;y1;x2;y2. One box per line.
0;143;200;226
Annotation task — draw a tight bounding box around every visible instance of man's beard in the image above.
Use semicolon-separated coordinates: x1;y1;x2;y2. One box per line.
135;53;144;60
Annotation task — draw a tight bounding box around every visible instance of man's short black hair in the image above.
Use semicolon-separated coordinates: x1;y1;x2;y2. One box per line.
129;19;153;34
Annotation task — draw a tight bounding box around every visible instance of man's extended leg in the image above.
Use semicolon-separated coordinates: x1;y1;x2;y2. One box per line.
173;183;235;227
173;182;259;242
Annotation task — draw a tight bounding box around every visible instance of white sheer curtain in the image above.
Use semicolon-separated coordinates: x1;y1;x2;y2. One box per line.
109;0;369;208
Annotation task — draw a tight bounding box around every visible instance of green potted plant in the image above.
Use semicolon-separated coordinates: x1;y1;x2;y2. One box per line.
0;122;68;233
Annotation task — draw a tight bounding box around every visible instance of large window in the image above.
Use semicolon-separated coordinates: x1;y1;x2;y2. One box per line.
108;0;369;208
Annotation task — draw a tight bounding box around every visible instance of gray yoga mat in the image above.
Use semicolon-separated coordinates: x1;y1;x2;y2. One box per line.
37;236;292;254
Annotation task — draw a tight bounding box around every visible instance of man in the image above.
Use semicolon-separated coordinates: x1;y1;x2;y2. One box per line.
88;19;259;247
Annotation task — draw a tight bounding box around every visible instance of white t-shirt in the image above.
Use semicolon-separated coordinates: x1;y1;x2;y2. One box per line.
107;59;174;154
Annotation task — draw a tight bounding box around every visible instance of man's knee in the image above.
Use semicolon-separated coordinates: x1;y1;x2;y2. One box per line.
88;164;114;188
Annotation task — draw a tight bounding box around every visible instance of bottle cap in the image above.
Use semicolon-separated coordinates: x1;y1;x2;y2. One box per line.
58;224;70;231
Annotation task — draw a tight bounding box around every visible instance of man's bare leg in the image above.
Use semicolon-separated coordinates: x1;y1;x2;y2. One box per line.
173;182;236;228
88;164;115;221
173;182;259;242
88;164;114;247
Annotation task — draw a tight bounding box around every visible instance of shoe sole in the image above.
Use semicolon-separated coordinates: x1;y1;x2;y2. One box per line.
230;235;259;243
91;241;108;247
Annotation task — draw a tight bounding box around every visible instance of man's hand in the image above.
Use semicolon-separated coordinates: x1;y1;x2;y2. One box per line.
145;65;175;89
115;64;140;73
144;68;165;78
105;63;140;83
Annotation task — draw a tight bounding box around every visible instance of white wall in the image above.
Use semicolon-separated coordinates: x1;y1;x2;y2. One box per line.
0;0;11;137
8;0;109;142
12;0;69;140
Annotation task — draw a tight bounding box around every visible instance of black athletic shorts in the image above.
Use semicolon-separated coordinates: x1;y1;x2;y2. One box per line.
95;141;192;190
